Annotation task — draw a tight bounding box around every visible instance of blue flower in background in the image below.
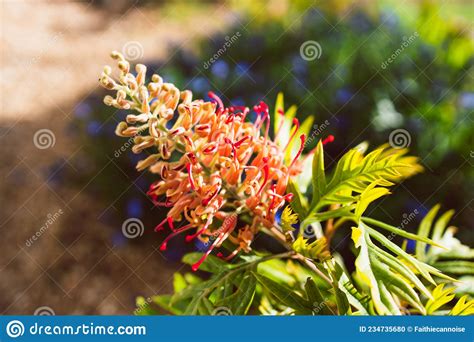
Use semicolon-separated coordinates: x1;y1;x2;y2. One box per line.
336;87;353;105
126;198;143;218
459;92;474;110
211;60;229;79
112;231;127;248
235;62;251;77
87;121;102;137
349;11;373;33
190;77;210;93
74;101;92;119
45;158;66;186
230;97;245;107
135;177;149;192
195;239;209;253
380;9;399;30
127;152;142;165
291;55;308;75
405;239;416;253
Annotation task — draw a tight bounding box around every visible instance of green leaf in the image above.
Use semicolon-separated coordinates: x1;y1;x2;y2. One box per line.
351;223;390;314
433;261;474;275
416;204;441;259
354;181;390;219
304;277;328;311
198;297;215;315
182;252;229;273
257;259;295;285
449;295;474;315
338;275;373;315
287;180;308;218
310;140;326;211
135;296;159;315
218;271;257;315
361;217;446;249
253;272;311;314
329;262;351;315
292;236;331;262
425;284;455;314
316;145;422;210
432;209;455;242
304;206;356;225
173;273;187;293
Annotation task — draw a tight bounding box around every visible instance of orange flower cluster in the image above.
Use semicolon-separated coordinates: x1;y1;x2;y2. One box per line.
100;51;309;270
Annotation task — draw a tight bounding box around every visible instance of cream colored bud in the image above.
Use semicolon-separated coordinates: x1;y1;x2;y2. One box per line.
111;51;124;60
116;89;126;101
126;75;138;91
115;121;129;137
103;65;112;75
132;137;155;154
103;95;114;106
126;113;149;124
118;60;130;74
151;74;162;84
138;86;149;101
136;154;160;172
149;117;160;138
115;121;137;137
180;90;193;104
136;64;147;86
99;76;115;90
136;64;146;73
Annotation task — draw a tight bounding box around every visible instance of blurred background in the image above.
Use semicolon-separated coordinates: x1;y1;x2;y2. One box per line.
0;0;472;314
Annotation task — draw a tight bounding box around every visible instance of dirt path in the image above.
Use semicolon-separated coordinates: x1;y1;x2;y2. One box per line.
0;0;232;314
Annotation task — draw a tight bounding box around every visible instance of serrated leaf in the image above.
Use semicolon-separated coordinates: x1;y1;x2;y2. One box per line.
304;277;326;308
218;271;257;315
253;272;311;314
426;284;455;314
449;295;474;315
287;180;308;217
354;181;390;219
351;223;389;314
316;145;422;210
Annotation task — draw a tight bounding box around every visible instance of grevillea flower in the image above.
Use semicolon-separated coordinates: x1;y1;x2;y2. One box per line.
99;51;333;270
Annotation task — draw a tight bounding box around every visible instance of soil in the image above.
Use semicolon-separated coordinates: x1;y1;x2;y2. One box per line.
0;0;232;314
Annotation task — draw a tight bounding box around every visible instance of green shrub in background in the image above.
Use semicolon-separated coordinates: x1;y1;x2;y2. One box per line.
71;1;472;251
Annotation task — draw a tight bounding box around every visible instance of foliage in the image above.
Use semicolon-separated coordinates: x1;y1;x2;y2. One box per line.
91;3;473;316
72;3;473;244
96;70;471;314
